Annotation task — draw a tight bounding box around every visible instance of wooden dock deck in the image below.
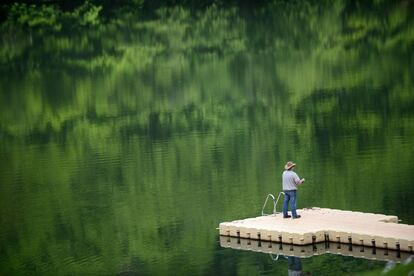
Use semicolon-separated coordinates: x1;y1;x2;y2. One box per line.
218;208;414;252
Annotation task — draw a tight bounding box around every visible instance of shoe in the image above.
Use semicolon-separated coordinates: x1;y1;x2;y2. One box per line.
283;215;292;218
292;215;301;219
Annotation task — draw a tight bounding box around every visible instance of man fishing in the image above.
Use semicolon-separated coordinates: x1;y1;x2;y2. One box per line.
282;161;305;219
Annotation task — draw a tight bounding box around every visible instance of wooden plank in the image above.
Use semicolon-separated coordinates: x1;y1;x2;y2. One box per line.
219;207;414;252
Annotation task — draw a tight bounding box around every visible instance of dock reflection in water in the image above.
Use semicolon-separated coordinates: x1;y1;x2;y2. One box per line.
219;236;411;263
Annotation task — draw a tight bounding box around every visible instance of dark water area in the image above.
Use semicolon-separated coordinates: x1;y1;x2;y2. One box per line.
1;1;414;275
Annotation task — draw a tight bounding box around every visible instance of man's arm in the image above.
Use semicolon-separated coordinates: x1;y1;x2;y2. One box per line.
294;172;305;184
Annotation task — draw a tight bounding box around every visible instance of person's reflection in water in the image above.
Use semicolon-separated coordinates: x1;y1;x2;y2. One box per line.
287;256;303;276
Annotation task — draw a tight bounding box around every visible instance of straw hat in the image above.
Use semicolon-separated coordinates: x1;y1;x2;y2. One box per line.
284;161;296;170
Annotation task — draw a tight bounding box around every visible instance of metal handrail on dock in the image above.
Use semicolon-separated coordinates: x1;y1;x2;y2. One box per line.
261;192;285;216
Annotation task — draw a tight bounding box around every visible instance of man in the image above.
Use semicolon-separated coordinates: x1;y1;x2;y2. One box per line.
287;256;303;276
282;161;305;219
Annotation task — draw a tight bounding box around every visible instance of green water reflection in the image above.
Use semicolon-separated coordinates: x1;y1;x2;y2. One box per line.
1;1;414;275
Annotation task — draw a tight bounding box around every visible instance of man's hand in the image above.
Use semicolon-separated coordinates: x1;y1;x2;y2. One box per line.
300;178;305;183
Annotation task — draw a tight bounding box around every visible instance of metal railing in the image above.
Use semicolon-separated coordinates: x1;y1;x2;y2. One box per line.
261;192;285;216
269;253;289;261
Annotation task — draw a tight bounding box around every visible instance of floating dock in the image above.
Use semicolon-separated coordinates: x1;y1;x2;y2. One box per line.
220;236;411;263
218;208;414;252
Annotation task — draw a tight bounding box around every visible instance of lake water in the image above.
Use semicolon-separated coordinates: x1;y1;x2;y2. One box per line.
1;2;414;275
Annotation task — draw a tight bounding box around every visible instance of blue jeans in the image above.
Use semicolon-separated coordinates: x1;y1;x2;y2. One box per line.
283;190;297;217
